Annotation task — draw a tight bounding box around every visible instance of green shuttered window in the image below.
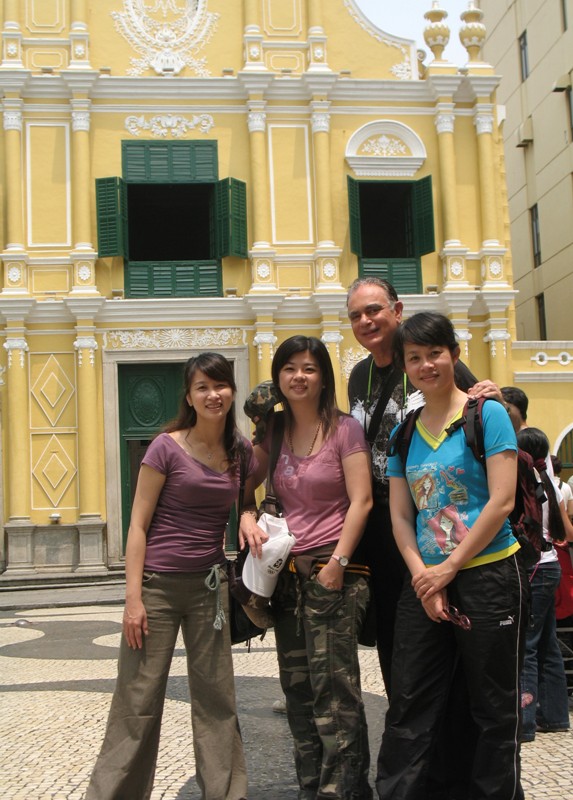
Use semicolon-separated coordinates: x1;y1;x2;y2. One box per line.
347;175;436;294
96;141;247;297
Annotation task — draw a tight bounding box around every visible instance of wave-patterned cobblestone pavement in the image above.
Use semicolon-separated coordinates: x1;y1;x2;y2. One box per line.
0;603;571;799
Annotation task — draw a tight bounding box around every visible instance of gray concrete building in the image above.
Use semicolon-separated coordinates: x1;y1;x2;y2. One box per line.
482;0;573;341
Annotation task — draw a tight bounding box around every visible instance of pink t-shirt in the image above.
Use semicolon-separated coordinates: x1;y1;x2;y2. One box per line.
262;415;369;553
142;433;256;572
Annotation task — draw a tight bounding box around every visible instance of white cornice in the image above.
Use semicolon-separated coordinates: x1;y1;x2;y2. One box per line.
5;71;503;107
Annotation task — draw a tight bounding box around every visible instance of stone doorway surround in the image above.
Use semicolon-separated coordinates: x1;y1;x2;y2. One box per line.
102;328;251;568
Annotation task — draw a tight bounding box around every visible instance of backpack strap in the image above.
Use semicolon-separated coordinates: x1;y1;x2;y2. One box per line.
386;406;424;470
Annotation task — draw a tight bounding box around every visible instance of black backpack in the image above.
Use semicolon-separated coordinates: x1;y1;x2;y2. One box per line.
387;396;547;568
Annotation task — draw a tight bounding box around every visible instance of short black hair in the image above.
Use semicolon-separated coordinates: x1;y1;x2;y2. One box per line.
392;312;459;371
551;454;562;475
501;386;528;421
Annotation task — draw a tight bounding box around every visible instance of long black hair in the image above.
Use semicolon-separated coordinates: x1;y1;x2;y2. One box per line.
164;352;242;471
517;427;566;542
271;335;338;439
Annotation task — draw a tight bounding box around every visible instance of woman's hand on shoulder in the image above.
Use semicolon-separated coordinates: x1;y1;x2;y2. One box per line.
123;598;148;649
239;511;269;558
467;380;503;402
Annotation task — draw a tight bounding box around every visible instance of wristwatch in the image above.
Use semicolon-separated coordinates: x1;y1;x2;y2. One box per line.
331;554;349;567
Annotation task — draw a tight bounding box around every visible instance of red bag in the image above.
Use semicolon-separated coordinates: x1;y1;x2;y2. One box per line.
555;542;573;620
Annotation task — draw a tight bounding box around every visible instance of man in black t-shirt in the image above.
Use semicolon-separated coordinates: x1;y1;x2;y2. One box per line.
346;277;497;698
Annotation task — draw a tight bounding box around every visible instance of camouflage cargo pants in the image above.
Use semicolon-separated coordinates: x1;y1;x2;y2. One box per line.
273;569;373;800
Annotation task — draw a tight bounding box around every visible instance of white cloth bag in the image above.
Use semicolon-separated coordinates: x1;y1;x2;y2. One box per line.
241;513;296;598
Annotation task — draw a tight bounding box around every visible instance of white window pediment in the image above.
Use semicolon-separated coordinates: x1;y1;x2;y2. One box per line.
346;120;426;177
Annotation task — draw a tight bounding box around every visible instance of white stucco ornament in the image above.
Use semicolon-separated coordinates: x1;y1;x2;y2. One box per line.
78;265;92;282
112;0;220;77
7;265;21;284
257;262;271;279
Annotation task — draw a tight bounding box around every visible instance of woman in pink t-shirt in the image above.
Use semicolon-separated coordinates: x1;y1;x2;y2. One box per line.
87;352;257;800
241;335;374;799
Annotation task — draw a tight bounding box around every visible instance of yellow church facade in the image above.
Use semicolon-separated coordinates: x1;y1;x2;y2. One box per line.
0;0;571;577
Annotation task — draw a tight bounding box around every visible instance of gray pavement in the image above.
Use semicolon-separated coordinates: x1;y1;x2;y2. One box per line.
0;585;571;799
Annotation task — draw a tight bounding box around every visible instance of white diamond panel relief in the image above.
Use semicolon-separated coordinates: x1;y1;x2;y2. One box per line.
33;435;77;508
31;355;75;427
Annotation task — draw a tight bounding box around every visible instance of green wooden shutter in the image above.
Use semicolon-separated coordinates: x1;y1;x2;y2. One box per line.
361;259;421;294
347;176;363;256
122;142;149;181
96;177;126;257
411;176;435;257
193;141;219;182
215;178;248;258
122;141;219;183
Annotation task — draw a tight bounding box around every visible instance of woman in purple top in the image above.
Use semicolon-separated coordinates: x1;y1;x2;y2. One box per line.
87;352;258;800
241;335;374;800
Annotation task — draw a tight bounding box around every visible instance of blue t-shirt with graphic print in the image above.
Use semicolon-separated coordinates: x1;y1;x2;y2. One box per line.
387;399;519;568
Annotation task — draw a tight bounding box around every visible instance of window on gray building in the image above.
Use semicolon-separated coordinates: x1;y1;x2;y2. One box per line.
536;293;547;340
530;204;541;267
519;31;529;80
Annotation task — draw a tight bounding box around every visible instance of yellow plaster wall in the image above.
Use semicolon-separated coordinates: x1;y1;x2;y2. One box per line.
27;122;70;248
269;124;314;246
326;0;416;79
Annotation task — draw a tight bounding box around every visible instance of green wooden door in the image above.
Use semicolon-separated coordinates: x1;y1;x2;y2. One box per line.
118;363;184;548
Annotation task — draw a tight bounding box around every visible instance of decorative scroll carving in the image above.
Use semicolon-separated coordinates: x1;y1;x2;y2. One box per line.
104;328;244;350
125;113;214;137
111;0;220;77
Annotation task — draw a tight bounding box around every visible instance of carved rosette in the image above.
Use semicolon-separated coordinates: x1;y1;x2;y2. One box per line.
74;336;98;367
74;261;94;286
447;257;465;282
3;338;29;369
3;36;22;65
253;259;275;286
481;256;505;283
315;257;340;288
70;31;90;67
4;260;27;290
104;328;244;351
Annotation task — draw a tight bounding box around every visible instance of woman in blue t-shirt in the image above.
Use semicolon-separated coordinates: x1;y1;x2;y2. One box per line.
376;312;526;800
